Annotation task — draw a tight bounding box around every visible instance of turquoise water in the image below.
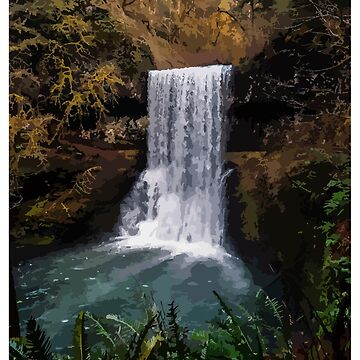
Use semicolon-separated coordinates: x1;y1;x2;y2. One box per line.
15;238;258;351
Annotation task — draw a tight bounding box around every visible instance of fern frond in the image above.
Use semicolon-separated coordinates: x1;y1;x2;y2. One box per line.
72;166;102;196
25;317;52;360
264;296;283;327
127;315;156;360
105;314;139;335
213;291;255;355
166;301;189;357
9;339;27;360
138;334;163;360
85;312;115;349
255;325;266;358
167;301;181;341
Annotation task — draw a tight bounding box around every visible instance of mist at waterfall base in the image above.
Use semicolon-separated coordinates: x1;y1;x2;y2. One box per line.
15;66;259;351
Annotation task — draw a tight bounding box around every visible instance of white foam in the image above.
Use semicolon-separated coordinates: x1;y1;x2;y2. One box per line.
111;235;232;261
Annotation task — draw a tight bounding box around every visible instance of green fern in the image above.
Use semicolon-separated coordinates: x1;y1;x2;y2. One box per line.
165;301;189;358
106;314;139;336
127;315;156;360
86;312;115;349
254;325;266;359
9;339;27;360
25;317;52;360
265;298;283;328
213;291;256;357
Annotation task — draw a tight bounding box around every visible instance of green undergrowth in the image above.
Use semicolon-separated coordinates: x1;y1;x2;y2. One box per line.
10;289;296;360
9;277;349;360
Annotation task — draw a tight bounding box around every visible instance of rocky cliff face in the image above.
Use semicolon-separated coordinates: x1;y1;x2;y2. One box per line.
223;113;349;334
225;111;349;249
10;139;146;259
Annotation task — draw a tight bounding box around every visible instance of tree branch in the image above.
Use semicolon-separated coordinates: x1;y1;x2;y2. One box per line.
122;0;136;8
216;7;245;32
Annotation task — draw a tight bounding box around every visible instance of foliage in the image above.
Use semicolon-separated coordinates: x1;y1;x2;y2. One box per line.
230;0;350;159
9;0;153;209
9;339;28;360
287;157;350;357
73;311;91;360
72;166;102;196
10;317;52;360
317;163;350;346
232;148;350;358
9;0;152;127
209;290;294;359
24;317;52;360
9;97;57;208
10;291;299;360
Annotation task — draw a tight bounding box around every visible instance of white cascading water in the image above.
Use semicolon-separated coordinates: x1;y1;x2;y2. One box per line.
118;65;232;254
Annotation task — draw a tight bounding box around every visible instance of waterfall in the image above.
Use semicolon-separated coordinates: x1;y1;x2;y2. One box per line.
119;65;232;248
